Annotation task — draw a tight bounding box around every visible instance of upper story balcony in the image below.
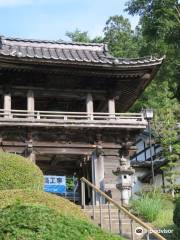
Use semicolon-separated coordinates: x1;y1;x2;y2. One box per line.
0;109;147;129
0;89;147;130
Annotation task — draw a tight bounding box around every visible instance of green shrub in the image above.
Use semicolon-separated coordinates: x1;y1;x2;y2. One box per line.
131;194;163;222
0;203;122;240
136;185;162;198
172;226;180;240
0;152;44;190
173;198;180;228
0;189;88;220
152;199;174;228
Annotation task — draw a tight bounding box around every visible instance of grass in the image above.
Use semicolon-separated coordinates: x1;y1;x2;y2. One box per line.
0;203;123;240
0;189;88;221
131;191;176;239
152;199;174;228
0;189;125;239
131;194;163;222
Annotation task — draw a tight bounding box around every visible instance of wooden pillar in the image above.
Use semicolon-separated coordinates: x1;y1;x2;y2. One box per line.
4;92;11;117
92;153;105;204
108;98;115;116
27;90;34;118
86;93;93;120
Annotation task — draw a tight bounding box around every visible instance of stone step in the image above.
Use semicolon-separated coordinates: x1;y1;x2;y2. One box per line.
84;207;158;240
84;204;129;210
85;212;128;220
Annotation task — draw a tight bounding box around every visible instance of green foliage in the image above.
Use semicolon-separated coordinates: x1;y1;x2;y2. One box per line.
131;191;163;222
66;177;77;191
0;203;122;240
152;199;174;229
66;29;91;43
173;198;180;228
132;188;174;227
66;177;74;191
103;15;140;58
0;152;44;190
126;0;179;44
131;80;180;196
173;226;180;240
66;15;140;58
0;189;88;220
66;28;103;43
126;0;180;99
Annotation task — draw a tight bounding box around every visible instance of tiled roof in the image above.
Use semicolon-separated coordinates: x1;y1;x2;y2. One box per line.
0;36;164;66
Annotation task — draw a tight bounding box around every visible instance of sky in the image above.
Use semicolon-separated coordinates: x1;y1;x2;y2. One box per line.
0;0;139;41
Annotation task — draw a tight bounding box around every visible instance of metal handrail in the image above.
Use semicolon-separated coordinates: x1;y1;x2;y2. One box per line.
80;177;166;240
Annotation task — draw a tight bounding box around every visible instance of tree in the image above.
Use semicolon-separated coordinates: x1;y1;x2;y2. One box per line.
66;29;103;43
66;29;91;43
150;82;180;197
66;15;140;59
133;80;180;196
103;15;140;58
125;0;180;99
125;1;180;195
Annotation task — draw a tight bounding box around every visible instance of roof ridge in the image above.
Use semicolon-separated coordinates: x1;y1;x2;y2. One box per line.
0;35;105;47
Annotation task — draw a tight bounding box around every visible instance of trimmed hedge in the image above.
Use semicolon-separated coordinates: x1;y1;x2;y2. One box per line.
0;152;44;190
0;189;88;220
0;204;122;240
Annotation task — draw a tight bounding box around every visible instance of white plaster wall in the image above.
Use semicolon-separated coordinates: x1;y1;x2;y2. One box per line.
131;168;149;195
132;136;162;162
132;166;180;197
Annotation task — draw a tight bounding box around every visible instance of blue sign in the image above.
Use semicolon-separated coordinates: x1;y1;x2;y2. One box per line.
44;176;66;194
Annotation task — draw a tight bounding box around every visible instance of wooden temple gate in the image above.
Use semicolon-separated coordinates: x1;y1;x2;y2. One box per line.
0;36;163;204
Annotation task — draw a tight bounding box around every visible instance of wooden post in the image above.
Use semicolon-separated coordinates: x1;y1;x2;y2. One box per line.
4;92;11;118
27;90;34;119
86;93;93;120
92;153;105;204
108;98;115;118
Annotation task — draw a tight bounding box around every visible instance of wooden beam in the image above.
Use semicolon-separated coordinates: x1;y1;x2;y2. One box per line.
1;140;121;149
0;87;107;100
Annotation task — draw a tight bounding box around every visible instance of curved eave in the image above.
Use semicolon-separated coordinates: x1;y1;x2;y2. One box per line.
0;54;164;72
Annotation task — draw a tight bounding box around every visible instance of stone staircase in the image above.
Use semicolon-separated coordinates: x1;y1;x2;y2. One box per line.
84;205;153;240
80;177;165;240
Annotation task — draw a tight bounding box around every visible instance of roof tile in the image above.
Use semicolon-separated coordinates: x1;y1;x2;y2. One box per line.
0;36;164;67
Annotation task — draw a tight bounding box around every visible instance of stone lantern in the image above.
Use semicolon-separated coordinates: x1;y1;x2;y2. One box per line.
113;146;135;205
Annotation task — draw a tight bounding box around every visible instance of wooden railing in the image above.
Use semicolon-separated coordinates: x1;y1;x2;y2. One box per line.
0;109;147;128
80;177;166;240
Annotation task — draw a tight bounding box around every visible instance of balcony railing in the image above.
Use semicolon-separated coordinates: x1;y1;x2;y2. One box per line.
0;109;147;129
